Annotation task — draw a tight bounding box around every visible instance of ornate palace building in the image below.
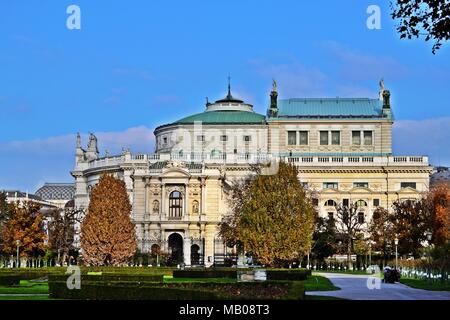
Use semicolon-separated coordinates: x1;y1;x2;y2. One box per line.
71;80;432;266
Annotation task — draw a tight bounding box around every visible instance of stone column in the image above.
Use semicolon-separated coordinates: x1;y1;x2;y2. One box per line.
183;233;191;266
185;183;190;217
160;182;165;219
144;178;149;216
204;224;215;267
200;177;206;215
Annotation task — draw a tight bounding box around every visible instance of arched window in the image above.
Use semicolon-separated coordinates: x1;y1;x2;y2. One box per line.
355;200;368;207
152;200;159;214
169;191;182;219
324;199;337;207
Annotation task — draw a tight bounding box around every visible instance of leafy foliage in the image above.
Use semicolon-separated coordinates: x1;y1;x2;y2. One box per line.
47;207;84;264
369;207;396;260
391;0;450;53
1;201;47;257
80;174;137;266
425;182;450;245
221;162;316;267
312;217;337;262
390;199;430;258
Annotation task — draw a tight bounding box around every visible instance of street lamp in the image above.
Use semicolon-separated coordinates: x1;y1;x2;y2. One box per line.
16;240;20;268
394;237;399;270
426;231;433;282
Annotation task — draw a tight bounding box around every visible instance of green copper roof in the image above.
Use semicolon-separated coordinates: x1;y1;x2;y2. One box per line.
271;98;389;119
175;111;266;124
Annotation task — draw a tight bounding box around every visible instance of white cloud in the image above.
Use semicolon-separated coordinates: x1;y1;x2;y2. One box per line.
393;117;450;167
0;126;156;191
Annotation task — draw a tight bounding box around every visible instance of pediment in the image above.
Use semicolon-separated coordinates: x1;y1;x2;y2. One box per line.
397;187;418;194
161;167;191;178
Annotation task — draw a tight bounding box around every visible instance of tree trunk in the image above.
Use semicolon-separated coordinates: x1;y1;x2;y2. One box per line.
347;237;352;269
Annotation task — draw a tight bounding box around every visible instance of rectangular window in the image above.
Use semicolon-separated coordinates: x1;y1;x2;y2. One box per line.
352;131;361;145
197;135;205;142
220;135;228;142
312;198;319;206
364;131;373;145
373;198;380;207
323;182;338;189
401;182;417;189
354;182;369;188
287;131;297;145
299;131;308;145
243;135;251;142
301;182;309;189
343;198;349;207
358;212;365;224
331;131;340;145
328;212;334;220
320;131;329;145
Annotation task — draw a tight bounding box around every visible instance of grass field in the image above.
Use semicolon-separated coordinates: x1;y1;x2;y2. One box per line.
400;278;450;291
303;275;339;291
0;280;49;294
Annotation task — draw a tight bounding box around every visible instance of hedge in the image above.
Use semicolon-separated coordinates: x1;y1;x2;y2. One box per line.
48;273;163;283
48;280;304;300
173;269;238;279
0;274;21;286
173;268;311;281
49;281;220;300
266;269;311;281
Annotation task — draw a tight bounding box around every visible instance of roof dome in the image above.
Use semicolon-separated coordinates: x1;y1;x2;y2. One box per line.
166;82;266;126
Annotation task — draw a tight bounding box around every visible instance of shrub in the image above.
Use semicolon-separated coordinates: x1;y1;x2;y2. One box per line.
172;269;238;279
48;281;218;300
0;274;21;286
266;269;311;281
48;273;163;283
48;280;304;300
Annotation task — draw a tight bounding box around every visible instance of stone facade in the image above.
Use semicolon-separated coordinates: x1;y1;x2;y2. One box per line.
71;82;432;266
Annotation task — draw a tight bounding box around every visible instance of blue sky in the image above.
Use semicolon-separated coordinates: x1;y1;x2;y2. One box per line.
0;0;449;191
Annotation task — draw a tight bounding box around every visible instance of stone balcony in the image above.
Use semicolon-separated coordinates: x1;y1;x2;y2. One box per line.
84;152;429;171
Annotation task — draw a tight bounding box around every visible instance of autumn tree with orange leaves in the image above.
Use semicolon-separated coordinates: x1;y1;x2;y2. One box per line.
1;201;47;259
426;183;450;245
81;174;137;266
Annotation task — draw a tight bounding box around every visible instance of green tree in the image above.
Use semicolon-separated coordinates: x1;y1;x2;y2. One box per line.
390;200;430;258
312;216;337;262
81;174;137;266
221;162;316;267
391;0;450;54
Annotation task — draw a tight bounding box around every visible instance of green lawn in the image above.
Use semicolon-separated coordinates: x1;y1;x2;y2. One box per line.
303;275;339;291
314;269;377;275
0;280;49;294
400;278;450;291
0;295;49;300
